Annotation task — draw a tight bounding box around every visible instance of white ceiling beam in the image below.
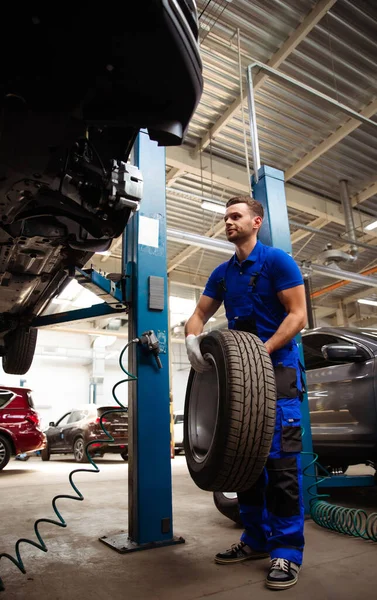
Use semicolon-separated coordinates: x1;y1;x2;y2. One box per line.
351;181;377;206
168;219;225;272
343;285;377;305
285;97;377;180
167;145;249;193
169;271;208;290
194;0;337;155
166;146;376;236
166;166;185;187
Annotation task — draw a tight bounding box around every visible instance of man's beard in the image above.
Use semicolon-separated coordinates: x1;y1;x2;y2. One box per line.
226;229;246;242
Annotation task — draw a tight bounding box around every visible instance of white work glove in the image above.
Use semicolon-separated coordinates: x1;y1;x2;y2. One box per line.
185;333;212;373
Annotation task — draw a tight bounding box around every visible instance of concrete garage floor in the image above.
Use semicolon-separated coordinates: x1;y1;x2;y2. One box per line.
1;457;376;600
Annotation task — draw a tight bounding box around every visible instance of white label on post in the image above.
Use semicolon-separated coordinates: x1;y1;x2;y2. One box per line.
138;216;159;248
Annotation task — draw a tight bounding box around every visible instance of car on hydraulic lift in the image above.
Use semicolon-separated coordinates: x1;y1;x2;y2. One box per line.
0;1;203;375
41;404;128;463
0;385;45;470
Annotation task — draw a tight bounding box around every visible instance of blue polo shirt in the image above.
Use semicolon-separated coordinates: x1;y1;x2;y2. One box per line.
203;241;303;342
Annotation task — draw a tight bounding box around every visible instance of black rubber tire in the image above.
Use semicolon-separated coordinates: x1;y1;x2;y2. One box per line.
2;327;38;375
73;437;89;463
120;451;128;461
184;330;276;492
213;491;242;526
41;446;50;461
0;434;11;471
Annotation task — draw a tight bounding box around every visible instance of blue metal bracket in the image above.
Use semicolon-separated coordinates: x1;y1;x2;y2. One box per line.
32;267;128;327
32;303;127;328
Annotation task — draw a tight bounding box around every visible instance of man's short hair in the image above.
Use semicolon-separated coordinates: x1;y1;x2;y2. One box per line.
226;196;264;219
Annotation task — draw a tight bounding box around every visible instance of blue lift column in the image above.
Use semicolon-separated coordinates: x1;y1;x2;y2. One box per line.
100;132;183;552
252;165;316;515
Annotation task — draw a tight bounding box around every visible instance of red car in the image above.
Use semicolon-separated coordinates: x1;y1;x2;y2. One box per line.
0;386;45;470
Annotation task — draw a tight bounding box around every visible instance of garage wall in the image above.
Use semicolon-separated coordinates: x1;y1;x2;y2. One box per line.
0;332;187;425
170;342;190;413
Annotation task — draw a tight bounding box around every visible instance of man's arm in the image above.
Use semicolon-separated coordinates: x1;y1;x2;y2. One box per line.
264;285;307;355
185;295;222;336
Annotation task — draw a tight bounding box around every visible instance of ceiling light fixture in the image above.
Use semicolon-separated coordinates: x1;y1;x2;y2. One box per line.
365;220;377;231
201;200;226;215
358;299;377;307
95;250;112;256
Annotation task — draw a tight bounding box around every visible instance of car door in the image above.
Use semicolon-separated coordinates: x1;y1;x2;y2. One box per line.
302;332;376;447
47;413;71;451
62;410;86;451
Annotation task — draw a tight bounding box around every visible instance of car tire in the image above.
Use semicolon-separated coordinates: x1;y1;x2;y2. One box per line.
73;437;89;463
213;491;242;526
0;434;11;471
41;446;50;461
120;451;128;461
2;327;38;375
184;330;276;492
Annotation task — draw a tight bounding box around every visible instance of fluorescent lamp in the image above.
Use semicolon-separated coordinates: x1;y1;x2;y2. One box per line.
358;299;377;307
201;200;226;215
364;220;377;232
95;250;111;256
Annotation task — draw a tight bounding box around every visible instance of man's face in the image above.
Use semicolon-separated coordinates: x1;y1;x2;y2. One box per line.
224;203;262;243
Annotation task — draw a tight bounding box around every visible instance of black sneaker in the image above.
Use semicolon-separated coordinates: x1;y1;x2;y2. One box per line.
215;541;269;565
265;558;301;589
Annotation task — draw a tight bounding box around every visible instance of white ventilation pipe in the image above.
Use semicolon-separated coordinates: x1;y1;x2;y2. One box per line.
167;227;377;287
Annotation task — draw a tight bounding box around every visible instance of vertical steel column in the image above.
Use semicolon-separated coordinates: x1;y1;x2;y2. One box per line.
100;132;183;552
304;277;315;330
252;166;316;515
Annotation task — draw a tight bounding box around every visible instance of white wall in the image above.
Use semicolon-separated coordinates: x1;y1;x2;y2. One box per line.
0;332;188;425
170;342;190;413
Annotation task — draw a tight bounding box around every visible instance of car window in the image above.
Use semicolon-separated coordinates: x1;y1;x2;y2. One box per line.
56;413;71;426
27;392;35;408
0;390;16;408
302;334;355;370
67;410;85;424
174;414;184;424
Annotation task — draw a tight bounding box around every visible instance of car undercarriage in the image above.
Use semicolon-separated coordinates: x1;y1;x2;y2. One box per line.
0;1;203;373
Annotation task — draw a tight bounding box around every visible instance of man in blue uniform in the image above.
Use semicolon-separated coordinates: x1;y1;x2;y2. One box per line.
185;196;307;590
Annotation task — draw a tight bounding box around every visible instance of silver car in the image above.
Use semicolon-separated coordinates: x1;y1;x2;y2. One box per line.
302;326;377;470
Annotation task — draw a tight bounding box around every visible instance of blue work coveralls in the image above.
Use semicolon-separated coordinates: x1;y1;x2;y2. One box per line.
203;240;305;565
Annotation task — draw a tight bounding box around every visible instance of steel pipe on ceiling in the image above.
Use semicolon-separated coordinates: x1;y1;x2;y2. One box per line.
289;220;377;253
167;227;234;255
167;227;377;288
310;263;377;287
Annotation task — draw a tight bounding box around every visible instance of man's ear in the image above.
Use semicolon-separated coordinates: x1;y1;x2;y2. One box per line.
253;216;263;229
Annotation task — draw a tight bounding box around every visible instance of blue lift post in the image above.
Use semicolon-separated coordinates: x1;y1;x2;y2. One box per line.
100;132;184;552
252;165;317;515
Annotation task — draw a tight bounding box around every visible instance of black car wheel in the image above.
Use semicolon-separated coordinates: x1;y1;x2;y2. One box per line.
213;492;242;526
0;435;11;471
2;327;38;375
41;446;50;461
73;437;89;463
184;330;276;492
120;451;128;461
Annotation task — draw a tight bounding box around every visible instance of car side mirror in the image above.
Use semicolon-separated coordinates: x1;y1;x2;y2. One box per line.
321;344;364;362
49;421;55;427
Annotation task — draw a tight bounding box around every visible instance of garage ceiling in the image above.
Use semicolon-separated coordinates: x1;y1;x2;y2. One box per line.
95;0;377;329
